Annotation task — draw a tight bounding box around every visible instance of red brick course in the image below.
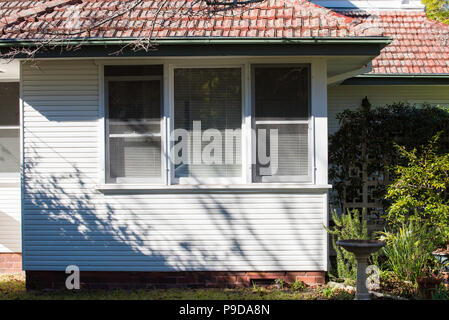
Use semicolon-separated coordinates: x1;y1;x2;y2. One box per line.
26;270;325;290
0;253;22;274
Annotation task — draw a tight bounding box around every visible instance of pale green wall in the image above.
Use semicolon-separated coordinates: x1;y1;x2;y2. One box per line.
328;85;449;135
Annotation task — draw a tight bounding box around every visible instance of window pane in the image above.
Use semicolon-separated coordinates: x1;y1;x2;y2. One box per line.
174;68;242;179
0;82;19;126
107;79;162;183
0;129;20;173
255;66;309;119
254;66;310;181
109;137;161;181
108;81;161;121
255;123;309;178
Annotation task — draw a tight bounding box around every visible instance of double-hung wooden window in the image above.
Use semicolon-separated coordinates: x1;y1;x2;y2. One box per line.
252;65;311;183
0;82;20;180
105;66;163;184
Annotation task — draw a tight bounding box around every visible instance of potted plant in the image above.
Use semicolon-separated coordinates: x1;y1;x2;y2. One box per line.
417;267;444;299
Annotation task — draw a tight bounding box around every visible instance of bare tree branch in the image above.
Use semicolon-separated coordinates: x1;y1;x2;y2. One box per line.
0;0;267;61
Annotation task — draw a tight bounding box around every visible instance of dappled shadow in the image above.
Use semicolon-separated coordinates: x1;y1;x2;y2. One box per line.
23;143;325;277
22;130;169;272
21;59;327;285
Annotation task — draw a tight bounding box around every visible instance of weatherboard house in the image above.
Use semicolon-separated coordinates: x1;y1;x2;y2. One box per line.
0;0;448;289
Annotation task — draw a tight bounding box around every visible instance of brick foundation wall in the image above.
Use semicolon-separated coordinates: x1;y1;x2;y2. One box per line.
0;253;22;274
26;271;326;290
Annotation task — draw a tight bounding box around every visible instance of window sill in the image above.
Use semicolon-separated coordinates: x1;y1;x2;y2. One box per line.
97;183;332;193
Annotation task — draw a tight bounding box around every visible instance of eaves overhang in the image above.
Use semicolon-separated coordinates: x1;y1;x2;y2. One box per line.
342;73;449;85
0;37;392;59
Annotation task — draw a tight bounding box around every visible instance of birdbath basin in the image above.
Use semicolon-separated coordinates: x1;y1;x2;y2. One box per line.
336;240;386;300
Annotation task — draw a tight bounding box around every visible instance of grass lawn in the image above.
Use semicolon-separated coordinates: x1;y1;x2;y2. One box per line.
0;273;354;300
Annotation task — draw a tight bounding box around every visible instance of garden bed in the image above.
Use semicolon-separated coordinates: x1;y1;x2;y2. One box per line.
2;272;446;300
0;273;356;300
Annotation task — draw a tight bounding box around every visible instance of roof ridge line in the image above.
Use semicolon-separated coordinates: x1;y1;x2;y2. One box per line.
307;1;354;24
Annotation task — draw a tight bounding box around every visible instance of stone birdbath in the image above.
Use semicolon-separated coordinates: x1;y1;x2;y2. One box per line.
336;240;386;300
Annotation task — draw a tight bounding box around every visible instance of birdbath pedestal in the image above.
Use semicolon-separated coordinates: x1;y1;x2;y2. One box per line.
336;240;386;300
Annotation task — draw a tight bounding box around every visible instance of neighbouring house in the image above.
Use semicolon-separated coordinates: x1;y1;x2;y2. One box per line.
0;0;447;289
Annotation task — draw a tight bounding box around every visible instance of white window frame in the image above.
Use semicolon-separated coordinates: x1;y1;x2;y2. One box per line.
98;58;328;188
168;64;245;185
104;75;165;184
251;64;313;183
0;81;20;181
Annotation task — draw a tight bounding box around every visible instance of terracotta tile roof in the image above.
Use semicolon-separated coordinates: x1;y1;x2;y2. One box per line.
340;10;449;75
0;0;382;39
3;1;447;76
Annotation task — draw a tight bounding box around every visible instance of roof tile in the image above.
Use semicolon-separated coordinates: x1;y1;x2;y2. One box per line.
1;1;448;75
0;0;382;40
340;10;449;75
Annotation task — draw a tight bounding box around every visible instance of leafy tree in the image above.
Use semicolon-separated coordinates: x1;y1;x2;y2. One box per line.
385;133;449;244
422;0;449;24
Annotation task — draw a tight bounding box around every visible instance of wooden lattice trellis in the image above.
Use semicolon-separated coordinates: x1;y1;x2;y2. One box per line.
341;160;391;232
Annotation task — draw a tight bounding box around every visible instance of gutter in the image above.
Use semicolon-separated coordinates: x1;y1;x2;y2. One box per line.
355;73;449;79
342;73;449;85
328;62;372;85
0;36;392;48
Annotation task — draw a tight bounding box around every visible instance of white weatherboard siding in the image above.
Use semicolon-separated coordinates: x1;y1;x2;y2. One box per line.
0;186;21;252
21;60;328;272
328;85;449;135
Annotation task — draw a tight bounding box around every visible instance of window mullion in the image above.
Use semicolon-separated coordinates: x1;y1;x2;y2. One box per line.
166;63;175;186
243;61;253;184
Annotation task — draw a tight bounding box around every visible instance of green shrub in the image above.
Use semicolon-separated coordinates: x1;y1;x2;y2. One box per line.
290;280;307;292
431;285;449;300
380;222;439;284
274;278;284;290
326;209;377;280
322;287;335;299
329;102;449;211
385;133;449;243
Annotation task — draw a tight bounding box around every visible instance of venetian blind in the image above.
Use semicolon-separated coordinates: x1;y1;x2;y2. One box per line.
174;68;242;180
